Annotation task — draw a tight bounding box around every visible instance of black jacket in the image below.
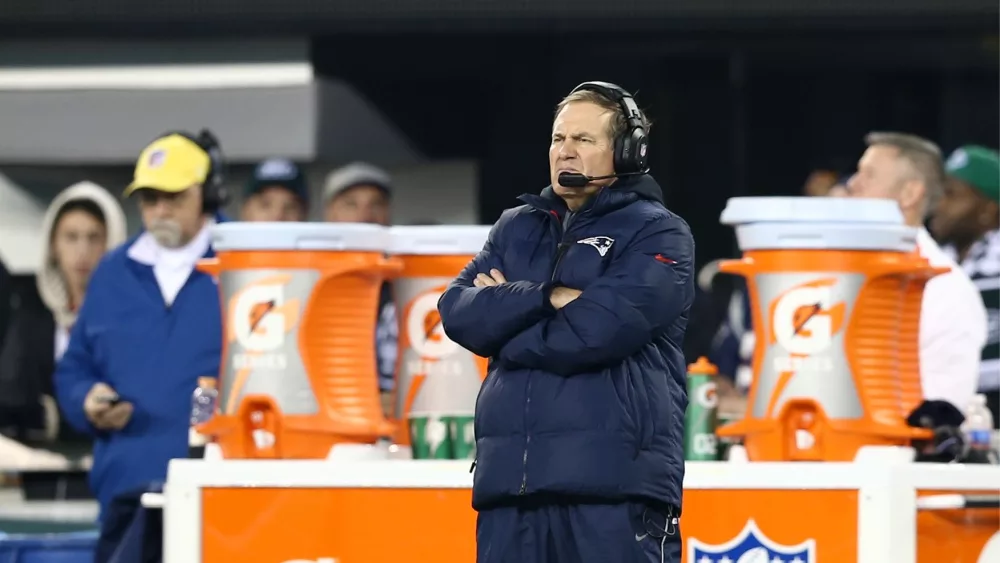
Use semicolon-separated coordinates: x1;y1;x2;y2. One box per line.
0;287;89;445
0;259;10;355
439;176;694;510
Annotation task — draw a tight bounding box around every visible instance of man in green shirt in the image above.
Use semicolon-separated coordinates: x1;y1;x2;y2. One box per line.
931;145;1000;426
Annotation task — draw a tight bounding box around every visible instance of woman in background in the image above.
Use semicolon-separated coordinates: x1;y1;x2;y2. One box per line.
0;181;127;445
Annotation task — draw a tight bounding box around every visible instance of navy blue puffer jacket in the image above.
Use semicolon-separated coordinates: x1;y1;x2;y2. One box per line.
438;175;694;511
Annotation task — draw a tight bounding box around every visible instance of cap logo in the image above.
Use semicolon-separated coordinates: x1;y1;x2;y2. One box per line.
148;149;166;168
258;159;296;180
946;149;968;172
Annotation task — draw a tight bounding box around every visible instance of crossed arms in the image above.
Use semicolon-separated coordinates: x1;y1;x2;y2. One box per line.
437;215;694;376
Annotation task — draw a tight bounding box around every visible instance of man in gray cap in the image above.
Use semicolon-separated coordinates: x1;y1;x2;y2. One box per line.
322;162;392;225
322;163;396;412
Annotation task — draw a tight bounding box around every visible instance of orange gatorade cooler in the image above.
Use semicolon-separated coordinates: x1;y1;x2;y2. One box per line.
715;197;940;462
389;225;491;458
197;223;399;459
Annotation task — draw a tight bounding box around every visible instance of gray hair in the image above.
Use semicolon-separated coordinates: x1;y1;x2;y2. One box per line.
556;88;651;142
865;131;945;217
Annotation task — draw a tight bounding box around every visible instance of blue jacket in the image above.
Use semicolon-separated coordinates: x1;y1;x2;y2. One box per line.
438;176;694;510
55;231;222;517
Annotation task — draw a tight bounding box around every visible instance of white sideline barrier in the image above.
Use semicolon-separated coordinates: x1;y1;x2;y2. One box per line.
161;445;1000;563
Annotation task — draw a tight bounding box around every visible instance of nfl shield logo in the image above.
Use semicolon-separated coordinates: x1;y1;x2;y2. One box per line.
688;520;816;563
148;149;166;168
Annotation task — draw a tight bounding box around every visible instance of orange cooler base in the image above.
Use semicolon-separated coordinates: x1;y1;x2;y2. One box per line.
200;244;398;460
717;400;932;463
392;253;489;446
719;249;940;462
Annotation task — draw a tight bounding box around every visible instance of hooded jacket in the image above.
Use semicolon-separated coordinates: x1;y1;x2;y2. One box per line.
438;175;694;511
38;181;129;329
0;182;127;444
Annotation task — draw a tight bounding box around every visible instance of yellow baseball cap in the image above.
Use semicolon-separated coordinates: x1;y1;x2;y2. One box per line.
124;134;211;196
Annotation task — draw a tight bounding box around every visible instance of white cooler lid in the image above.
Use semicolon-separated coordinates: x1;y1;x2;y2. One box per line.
389;225;491;255
719;197;918;252
211;222;390;252
720;196;904;225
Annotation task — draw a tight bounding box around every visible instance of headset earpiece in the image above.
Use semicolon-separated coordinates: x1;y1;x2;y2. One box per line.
153;129;229;213
568;81;649;175
194;129;229;212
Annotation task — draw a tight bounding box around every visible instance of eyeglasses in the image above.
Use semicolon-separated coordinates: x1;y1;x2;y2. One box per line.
136;190;188;207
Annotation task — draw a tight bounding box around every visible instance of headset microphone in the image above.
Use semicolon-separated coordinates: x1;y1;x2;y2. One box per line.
557;170;647;188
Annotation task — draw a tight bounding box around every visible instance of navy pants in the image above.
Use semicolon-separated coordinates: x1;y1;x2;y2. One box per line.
477;500;681;563
95;485;163;563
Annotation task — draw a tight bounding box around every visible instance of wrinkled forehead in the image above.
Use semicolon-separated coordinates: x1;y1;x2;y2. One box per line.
253;184;300;199
552;101;614;136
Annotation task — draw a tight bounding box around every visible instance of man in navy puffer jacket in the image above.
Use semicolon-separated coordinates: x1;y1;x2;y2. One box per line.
438;82;694;563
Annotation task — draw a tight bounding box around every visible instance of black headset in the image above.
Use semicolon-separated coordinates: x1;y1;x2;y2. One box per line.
154;129;229;212
568;81;649;175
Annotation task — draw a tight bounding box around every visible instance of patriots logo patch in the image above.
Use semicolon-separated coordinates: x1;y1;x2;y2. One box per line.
577;236;614;257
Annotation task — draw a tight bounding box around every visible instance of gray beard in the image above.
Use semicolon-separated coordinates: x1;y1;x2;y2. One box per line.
148;220;183;248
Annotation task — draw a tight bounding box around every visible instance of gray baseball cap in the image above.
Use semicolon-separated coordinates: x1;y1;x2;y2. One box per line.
322;162;393;204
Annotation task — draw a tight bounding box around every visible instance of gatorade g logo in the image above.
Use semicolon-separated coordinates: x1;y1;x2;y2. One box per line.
227;274;301;372
765;278;846;411
234;284;285;351
400;284;466;418
405;286;460;360
771;279;845;356
694;381;718;409
690;380;719;457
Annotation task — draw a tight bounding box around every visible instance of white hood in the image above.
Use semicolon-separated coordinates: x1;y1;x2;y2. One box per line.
36;181;128;328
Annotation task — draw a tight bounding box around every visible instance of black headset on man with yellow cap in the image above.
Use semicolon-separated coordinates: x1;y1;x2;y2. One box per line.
162;129;228;212
128;129;229;213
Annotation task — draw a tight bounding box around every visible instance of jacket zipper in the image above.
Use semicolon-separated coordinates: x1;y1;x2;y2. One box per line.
519;217;570;495
550;242;571;282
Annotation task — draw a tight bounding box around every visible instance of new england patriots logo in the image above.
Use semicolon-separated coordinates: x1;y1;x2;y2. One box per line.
688;520;816;563
577;236;614;257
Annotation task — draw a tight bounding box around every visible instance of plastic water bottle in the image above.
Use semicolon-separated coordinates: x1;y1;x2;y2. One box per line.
962;394;995;461
189;377;219;458
685;357;720;461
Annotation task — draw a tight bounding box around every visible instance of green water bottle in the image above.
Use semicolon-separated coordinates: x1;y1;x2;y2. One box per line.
685;357;720;461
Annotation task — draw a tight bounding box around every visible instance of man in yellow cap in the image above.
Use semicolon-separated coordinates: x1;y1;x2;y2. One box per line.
54;131;227;536
123;131;226;248
931;145;1000;425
